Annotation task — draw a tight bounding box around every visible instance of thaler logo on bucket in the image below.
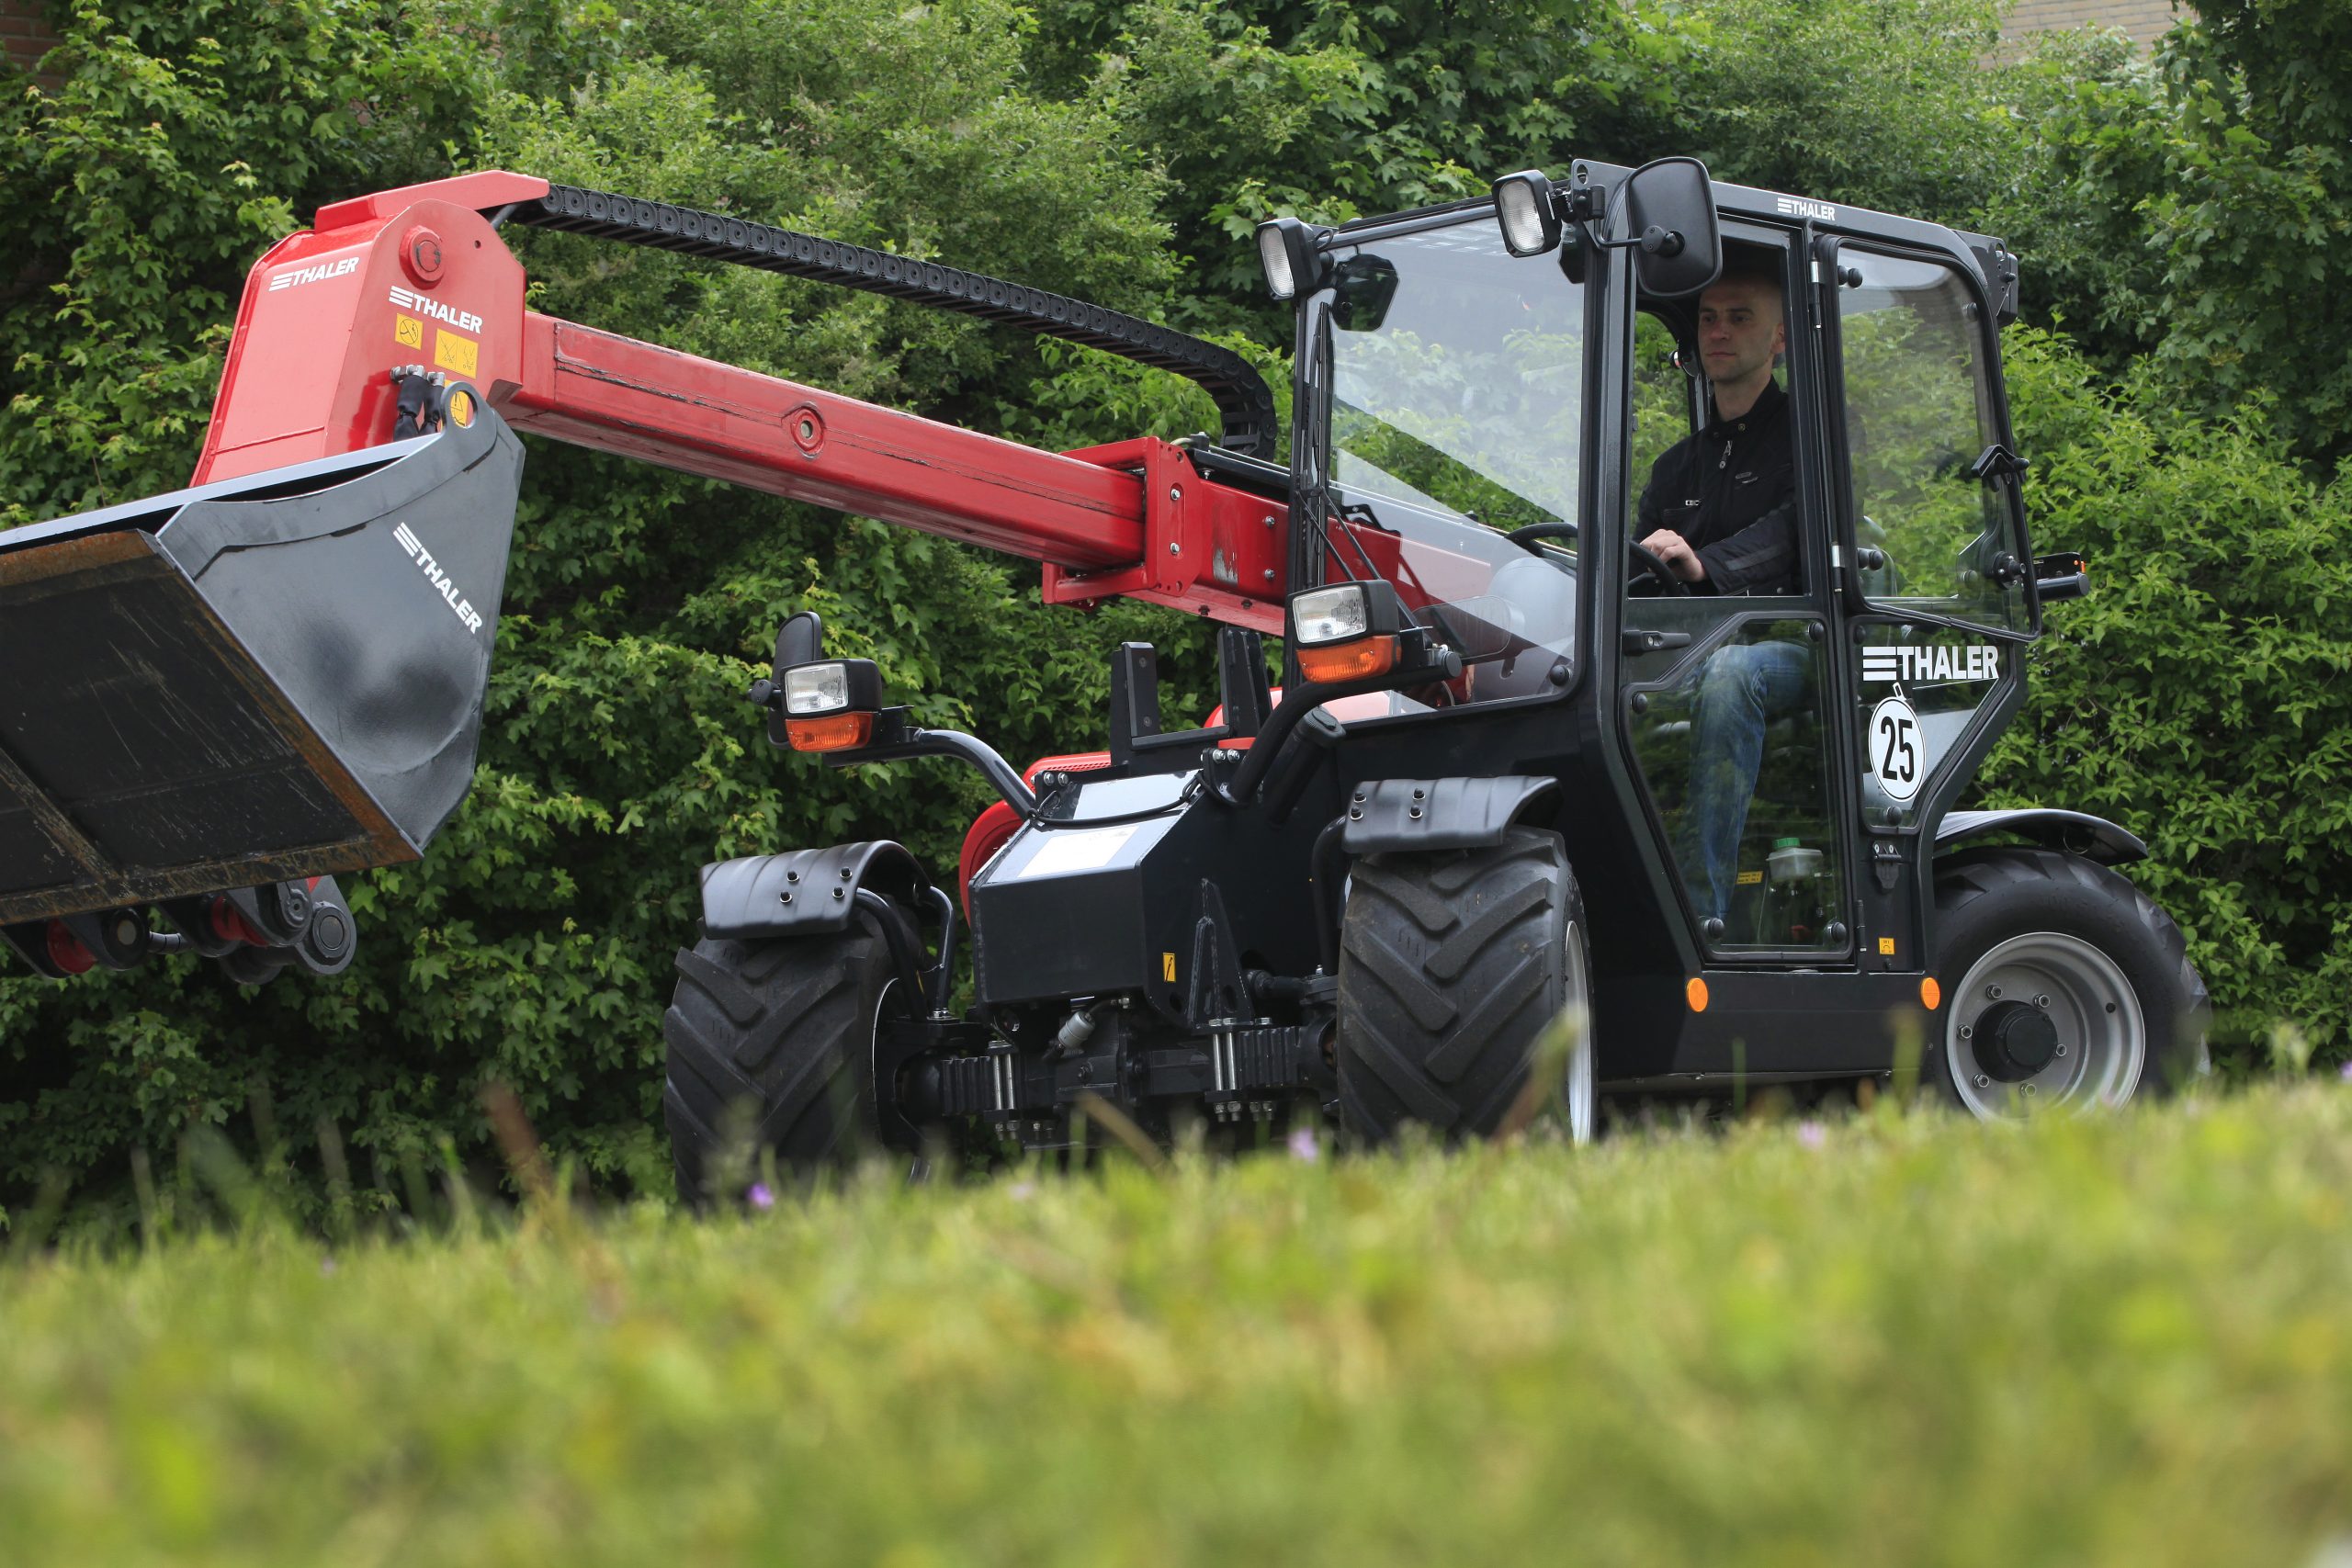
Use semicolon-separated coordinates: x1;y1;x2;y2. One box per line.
388;286;484;334
392;522;486;636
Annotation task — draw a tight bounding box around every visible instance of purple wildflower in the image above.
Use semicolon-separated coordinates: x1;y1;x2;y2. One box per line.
1796;1120;1827;1150
746;1182;775;1211
1287;1126;1320;1163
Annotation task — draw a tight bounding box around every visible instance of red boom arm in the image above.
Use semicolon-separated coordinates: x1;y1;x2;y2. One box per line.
194;172;1287;632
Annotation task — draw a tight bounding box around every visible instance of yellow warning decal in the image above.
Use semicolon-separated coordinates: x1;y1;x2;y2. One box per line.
1878;936;1896;956
1162;953;1177;983
447;388;477;427
393;314;424;350
434;329;479;378
1736;870;1763;886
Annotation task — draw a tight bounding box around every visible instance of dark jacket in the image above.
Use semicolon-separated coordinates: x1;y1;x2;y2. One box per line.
1634;378;1800;595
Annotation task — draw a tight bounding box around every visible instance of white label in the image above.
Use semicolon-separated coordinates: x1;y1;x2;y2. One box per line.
392;522;486;636
1776;195;1838;221
1869;695;1924;803
267;256;360;292
388;285;484;334
1861;644;2000;684
1017;823;1140;878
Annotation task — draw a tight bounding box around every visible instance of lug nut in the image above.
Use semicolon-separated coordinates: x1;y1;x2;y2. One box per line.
2054;1044;2068;1057
1986;984;2003;999
1958;1024;1973;1040
1974;1074;1991;1089
2036;994;2051;1009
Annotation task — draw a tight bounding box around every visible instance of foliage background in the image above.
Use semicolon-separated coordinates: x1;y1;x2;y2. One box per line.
1;0;2346;1214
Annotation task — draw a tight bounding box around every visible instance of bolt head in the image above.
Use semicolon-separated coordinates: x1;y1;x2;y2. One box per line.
2035;995;2051;1009
2054;1044;2068;1057
1986;984;2003;999
1958;1025;1973;1040
1974;1074;1991;1089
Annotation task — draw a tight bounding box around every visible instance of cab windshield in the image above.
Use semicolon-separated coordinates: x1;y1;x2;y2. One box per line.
1321;216;1587;705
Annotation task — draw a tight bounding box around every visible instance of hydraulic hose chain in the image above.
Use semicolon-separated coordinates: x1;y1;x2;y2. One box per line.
509;184;1279;458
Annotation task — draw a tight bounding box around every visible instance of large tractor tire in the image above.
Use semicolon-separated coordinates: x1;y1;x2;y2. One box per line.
1336;828;1595;1144
1929;847;2210;1119
662;910;899;1203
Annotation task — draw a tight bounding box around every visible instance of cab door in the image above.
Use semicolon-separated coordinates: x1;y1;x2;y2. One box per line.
1816;237;2035;971
1616;228;1854;962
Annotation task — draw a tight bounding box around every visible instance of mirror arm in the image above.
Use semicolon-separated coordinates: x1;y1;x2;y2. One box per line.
824;711;1037;818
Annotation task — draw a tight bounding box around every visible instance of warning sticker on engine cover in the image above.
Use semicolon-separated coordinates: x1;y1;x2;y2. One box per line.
1018;823;1140;878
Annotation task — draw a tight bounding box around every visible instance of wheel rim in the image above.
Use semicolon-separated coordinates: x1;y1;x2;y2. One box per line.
1559;918;1596;1145
1945;931;2143;1119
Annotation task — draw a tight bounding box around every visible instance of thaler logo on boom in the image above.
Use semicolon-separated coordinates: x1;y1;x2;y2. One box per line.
392;523;485;636
388;286;484;334
266;257;360;291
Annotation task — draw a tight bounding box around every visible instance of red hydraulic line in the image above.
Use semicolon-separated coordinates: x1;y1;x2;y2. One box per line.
495;313;1147;570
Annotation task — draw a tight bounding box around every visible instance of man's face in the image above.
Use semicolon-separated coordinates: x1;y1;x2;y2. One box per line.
1695;276;1785;389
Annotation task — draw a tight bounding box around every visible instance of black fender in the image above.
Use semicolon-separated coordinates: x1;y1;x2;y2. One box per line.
1340;776;1560;855
698;840;928;940
1933;808;2145;866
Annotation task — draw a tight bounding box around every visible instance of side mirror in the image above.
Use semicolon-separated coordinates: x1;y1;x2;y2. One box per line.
1622;157;1722;300
775;609;824;669
1330;254;1401;333
2034;549;2090;604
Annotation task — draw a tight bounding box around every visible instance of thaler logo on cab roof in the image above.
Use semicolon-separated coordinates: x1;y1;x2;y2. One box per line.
266;257;360;291
388;286;484;334
1775;195;1837;221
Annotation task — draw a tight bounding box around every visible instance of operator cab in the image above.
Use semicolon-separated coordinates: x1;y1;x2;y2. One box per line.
1267;158;2047;1076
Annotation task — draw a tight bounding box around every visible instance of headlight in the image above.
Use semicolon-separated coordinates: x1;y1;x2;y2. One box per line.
1291;584;1372;646
1287;581;1408;684
784;661;853;715
776;658;884;752
1492;170;1561;258
1254;217;1326;303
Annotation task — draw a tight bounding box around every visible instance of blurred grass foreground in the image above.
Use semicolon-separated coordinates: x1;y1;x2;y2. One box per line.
4;1086;2351;1566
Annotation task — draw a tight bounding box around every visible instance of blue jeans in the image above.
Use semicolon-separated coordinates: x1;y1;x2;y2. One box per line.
1678;639;1813;921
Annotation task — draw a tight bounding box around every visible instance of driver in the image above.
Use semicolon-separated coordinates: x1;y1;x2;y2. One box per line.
1632;260;1808;928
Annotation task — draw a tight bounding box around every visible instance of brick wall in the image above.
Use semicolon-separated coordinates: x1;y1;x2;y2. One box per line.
1;0;62;87
2002;0;2188;49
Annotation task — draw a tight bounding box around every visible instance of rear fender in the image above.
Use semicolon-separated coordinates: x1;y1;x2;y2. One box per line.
698;840;928;941
1933;808;2145;866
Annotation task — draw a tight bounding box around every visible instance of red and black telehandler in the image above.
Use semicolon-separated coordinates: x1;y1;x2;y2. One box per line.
0;159;2208;1185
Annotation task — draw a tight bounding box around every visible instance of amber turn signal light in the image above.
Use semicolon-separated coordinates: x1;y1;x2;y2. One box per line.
1296;636;1398;684
785;711;876;752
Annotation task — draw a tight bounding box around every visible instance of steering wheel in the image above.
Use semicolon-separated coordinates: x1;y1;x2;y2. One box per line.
1505;521;1579;553
1627;539;1693;596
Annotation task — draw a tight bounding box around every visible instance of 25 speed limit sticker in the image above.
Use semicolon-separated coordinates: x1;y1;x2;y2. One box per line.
1870;695;1924;803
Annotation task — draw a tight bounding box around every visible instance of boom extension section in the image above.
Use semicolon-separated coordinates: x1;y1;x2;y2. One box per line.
0;172;1291;976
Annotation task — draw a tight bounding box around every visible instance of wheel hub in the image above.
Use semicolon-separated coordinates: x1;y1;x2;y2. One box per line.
1975;998;2059;1082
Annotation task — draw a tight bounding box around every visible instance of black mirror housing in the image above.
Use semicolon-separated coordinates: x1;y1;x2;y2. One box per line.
775;609;824;670
1623;157;1723;300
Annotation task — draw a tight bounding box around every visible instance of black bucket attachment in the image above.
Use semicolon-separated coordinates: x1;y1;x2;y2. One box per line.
0;394;525;934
